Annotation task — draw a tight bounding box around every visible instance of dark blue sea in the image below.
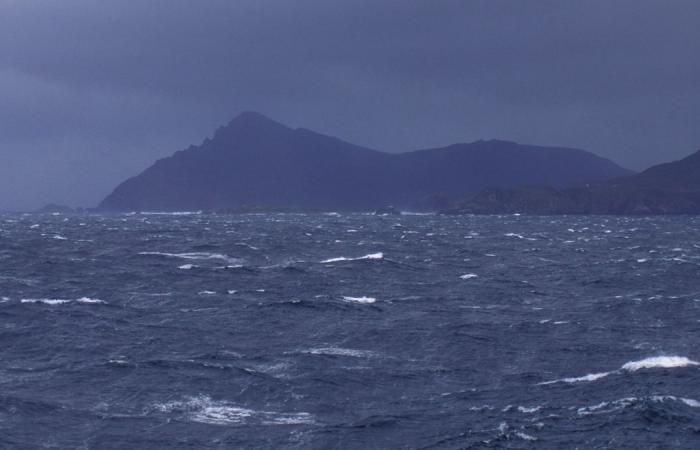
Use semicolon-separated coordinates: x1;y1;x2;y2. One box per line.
1;212;699;449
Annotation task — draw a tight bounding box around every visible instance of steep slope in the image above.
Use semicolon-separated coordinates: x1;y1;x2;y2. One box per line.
99;112;632;211
100;112;395;211
617;150;700;190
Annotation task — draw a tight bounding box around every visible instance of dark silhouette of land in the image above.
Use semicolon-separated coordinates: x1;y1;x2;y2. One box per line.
446;150;700;215
99;112;631;212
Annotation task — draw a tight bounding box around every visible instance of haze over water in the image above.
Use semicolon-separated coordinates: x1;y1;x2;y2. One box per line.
1;212;698;448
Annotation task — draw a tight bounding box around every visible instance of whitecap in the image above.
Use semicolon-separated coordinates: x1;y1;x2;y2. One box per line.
139;252;239;264
651;395;700;408
139;211;202;216
153;395;314;426
235;242;259;250
621;356;699;371
321;252;383;263
515;431;537;441
76;297;106;304
192;405;255;425
108;359;128;365
343;296;376;304
21;298;71;305
53;235;68;240
577;396;700;416
21;297;106;305
577;399;620;415
538;371;611;385
198;291;216;295
262;414;315;425
468;405;495;412
460;273;478;280
179;264;196;270
154;396;254;425
540;355;698;385
305;347;377;358
517;406;542;413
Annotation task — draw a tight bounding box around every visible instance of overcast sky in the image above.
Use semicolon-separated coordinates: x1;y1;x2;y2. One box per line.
1;0;699;210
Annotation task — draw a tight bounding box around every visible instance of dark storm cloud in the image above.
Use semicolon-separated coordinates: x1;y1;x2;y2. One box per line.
1;0;699;210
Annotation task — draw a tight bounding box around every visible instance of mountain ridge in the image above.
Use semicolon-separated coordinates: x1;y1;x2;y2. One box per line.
446;149;700;215
98;112;633;212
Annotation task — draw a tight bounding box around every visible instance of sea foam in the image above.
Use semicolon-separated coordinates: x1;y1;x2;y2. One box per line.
343;296;377;304
21;297;106;305
305;347;377;358
153;395;314;426
621;356;699;371
539;355;699;385
321;252;383;263
139;252;239;264
577;395;700;416
21;298;71;305
76;297;107;304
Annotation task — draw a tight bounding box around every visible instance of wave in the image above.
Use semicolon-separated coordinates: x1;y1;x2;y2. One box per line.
152;395;314;426
342;296;376;304
137;211;202;216
21;297;106;305
540;355;699;385
76;297;107;304
321;252;383;263
539;371;612;385
21;298;71;305
139;251;240;265
577;395;700;416
621;356;699;371
304;347;377;358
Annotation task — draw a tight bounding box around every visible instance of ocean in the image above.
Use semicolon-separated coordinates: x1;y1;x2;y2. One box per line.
0;212;698;448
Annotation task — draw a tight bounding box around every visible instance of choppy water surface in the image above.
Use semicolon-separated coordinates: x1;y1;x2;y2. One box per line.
1;212;699;448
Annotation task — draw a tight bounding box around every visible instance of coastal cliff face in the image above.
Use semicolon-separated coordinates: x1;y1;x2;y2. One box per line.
98;112;631;212
446;151;700;215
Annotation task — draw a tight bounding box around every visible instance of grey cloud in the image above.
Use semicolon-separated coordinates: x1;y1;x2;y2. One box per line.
0;0;699;209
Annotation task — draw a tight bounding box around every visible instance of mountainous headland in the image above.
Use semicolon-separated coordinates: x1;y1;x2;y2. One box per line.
98;112;632;212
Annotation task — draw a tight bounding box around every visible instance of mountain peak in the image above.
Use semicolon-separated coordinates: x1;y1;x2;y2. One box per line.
99;114;633;212
227;111;288;129
210;111;291;142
